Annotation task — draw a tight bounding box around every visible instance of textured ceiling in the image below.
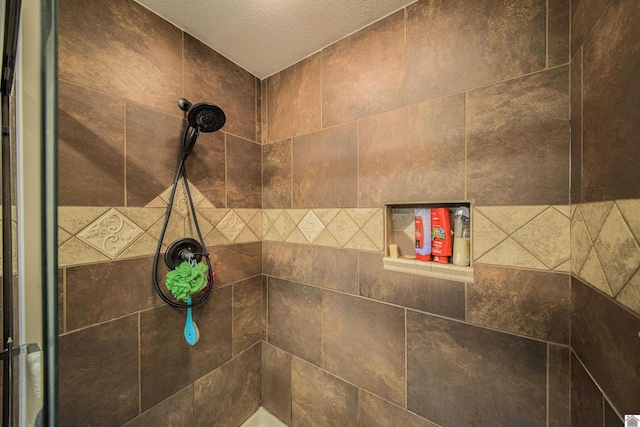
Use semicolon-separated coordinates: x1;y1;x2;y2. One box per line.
134;0;417;79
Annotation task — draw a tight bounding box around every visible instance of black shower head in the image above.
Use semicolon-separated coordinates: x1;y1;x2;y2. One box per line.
178;98;192;112
188;102;226;133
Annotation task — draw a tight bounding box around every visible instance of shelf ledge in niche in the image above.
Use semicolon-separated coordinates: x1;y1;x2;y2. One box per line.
383;257;474;283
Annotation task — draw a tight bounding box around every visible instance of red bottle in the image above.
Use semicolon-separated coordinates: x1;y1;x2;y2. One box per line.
431;208;452;264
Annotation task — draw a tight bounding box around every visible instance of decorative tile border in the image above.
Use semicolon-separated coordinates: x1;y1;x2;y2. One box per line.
473;205;570;272
571;199;640;316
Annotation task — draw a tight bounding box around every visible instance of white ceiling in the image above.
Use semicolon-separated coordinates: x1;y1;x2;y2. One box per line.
134;0;417;79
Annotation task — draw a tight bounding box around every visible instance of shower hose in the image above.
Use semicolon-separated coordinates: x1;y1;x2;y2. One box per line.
151;125;214;309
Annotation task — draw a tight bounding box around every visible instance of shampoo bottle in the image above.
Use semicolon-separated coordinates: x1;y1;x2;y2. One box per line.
452;206;470;266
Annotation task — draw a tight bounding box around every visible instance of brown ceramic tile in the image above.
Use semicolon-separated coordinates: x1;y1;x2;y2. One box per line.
359;94;465;207
407;310;547;426
126;103;184;206
549;345;571;427
262;139;292;209
59;315;138;426
122;384;193;427
267;53;321;142
321;10;404;127
193;343;261;427
581;0;640;201
140;286;232;410
208;242;262;288
263;242;359;294
571;352;603;426
186;130;226;207
184;34;257;141
58;81;124;206
571;0;610;55
267;278;322;366
292;122;358;208
468;265;571;344
58;0;182;114
359;390;438;427
571;277;640;416
292;357;359;427
571;48;583;204
262;341;292;425
467;67;570;205
233;276;263;355
549;0;571;67
227;135;262;208
359;252;465;320
66;256;162;331
605;400;623;427
405;0;546;104
323;290;405;406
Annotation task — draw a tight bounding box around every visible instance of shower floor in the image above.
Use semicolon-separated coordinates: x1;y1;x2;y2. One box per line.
241;407;287;427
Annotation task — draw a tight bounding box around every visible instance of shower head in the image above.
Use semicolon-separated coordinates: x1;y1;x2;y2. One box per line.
188;102;226;133
178;98;192;112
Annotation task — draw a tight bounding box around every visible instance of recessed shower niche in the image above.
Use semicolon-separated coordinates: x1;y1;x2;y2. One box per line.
384;201;474;283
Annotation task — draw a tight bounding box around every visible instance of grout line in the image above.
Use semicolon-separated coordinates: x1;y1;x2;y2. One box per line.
263;272;570;346
403;7;407;107
546;0;550;69
231;282;235;356
123;101;128;207
464;92;468;199
290;138;294;209
62;268;67;333
138;312;142;415
404;308;408;409
320;51;324;130
356;121;360;208
224;133;228;208
579;46;584;204
546;343;550;427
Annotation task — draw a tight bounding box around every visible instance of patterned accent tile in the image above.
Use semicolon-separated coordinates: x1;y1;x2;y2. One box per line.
59;228;73;245
472;210;508;260
593;205;640;295
344;231;378;252
571;208;592;275
247;212;263;239
314;209;341;226
616;199;640;243
403;221;416;244
476;205;547;234
298;210;325;243
476;238;547;270
474;206;570;271
617;270;640;315
313;230;341;248
216;210;247;243
512;207;570;269
76;209;143;259
362;210;384;251
579;202;613;241
59;238;110;267
326;211;360;247
578;247;612;296
273;211;297;241
196;208;229;228
287;209;308;225
158;179;207;217
58;207;111;234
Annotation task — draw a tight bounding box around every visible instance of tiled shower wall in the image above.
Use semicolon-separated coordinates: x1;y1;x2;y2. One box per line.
569;0;640;422
57;0;262;425
261;1;574;426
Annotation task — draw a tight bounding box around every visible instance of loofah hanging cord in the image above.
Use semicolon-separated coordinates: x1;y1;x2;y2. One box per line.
165;261;209;302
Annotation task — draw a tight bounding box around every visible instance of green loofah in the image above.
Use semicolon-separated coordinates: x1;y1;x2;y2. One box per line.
165;261;208;302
